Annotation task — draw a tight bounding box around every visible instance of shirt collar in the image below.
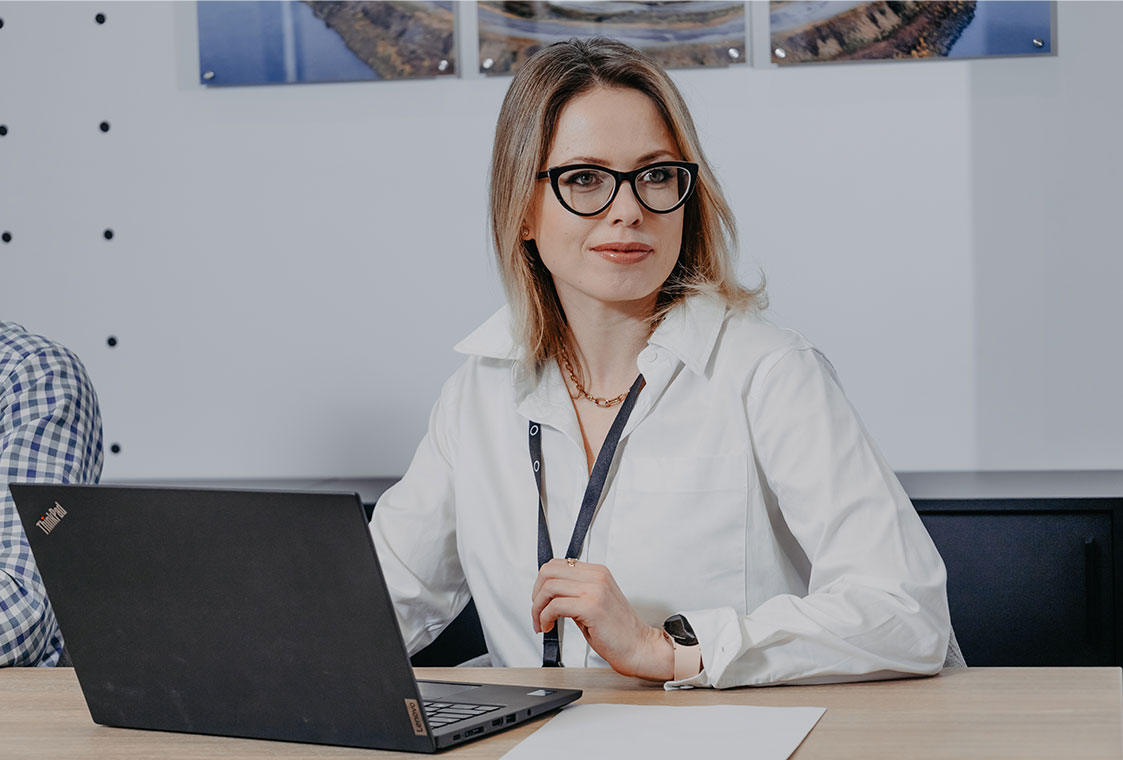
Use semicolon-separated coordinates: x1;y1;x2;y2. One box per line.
453;293;728;377
453;305;524;362
647;293;728;376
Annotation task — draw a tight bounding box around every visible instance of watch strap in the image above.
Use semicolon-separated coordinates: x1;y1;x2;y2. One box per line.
662;629;702;681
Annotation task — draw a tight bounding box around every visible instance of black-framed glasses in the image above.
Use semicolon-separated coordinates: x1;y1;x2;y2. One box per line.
536;161;699;217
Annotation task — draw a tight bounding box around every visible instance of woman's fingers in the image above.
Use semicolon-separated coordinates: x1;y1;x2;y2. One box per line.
530;578;587;632
531;558;599;598
529;563;620;636
537;596;584;634
528;560;666;679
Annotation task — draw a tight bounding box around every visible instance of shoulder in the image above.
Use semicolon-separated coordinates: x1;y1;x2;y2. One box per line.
0;321;91;383
0;324;104;480
0;323;100;427
711;307;828;388
1;321;62;365
437;354;521;419
714;312;853;423
719;308;814;356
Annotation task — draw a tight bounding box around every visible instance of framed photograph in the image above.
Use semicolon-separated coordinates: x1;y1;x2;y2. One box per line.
197;1;456;86
478;1;747;75
769;0;1054;65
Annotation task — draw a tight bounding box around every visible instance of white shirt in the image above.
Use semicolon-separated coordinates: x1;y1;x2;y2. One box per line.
371;294;951;688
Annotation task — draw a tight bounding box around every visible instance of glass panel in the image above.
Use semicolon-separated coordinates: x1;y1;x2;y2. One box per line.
636;166;690;211
769;0;1053;66
478;1;747;76
198;1;456;86
557;168;616;214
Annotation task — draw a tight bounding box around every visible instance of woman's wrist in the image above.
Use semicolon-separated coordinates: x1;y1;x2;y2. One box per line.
635;624;675;682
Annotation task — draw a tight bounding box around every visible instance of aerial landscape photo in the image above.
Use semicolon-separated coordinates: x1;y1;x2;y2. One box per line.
478;1;747;74
769;1;1052;64
197;1;455;86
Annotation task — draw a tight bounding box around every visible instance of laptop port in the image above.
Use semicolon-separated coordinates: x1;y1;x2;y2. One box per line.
492;718;503;727
465;726;484;737
505;714;516;724
452;734;461;741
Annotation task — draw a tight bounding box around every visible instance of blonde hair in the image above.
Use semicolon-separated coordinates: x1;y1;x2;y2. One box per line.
488;37;765;367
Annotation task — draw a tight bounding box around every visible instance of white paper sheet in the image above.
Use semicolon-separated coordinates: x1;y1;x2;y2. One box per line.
500;703;826;760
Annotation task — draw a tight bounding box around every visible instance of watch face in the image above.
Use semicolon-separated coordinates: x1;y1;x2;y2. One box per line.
663;614;698;647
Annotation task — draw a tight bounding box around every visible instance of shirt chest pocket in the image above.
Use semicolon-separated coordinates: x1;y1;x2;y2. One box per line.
605;454;748;622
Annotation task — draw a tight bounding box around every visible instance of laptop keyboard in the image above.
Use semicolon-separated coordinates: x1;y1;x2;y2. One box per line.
423;701;502;729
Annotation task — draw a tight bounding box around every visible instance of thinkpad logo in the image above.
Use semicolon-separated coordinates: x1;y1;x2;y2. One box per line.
37;502;68;535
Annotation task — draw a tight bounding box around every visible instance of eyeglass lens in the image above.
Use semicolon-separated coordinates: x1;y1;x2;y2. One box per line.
556;165;691;214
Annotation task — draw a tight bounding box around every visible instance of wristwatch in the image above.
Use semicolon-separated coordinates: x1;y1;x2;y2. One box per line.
662;614;702;681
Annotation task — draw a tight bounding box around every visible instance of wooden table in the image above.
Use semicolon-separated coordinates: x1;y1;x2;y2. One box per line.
1;667;1120;759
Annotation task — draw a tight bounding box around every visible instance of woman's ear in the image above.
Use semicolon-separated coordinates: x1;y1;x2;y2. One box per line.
520;215;537;242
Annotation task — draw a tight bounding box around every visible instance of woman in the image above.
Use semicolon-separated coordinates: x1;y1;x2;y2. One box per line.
371;37;957;688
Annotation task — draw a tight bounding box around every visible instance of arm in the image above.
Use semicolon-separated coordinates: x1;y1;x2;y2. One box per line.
1;343;103;666
676;346;951;688
369;372;471;657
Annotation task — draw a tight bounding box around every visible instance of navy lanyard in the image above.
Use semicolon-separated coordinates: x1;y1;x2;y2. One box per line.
528;373;645;667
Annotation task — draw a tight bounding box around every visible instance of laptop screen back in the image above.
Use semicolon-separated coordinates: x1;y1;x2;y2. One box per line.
11;484;434;752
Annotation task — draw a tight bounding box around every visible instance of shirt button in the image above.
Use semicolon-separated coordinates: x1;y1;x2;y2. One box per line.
644;350;659;363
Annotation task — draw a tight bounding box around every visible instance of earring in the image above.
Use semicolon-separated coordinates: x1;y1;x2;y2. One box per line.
520;226;530;239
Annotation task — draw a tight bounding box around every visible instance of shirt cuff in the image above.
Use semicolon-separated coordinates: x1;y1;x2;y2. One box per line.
663;606;742;690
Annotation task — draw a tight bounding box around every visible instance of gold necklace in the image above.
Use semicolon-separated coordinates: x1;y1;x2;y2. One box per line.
558;343;629;408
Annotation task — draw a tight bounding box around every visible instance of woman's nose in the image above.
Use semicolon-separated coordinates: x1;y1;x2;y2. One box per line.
607;180;644;226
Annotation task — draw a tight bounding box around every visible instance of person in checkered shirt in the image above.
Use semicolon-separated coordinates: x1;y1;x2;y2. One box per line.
1;321;103;666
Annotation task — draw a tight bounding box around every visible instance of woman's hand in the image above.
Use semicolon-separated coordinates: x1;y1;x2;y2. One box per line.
531;558;674;681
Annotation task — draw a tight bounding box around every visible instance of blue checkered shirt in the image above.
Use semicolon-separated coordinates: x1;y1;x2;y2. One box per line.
1;322;103;666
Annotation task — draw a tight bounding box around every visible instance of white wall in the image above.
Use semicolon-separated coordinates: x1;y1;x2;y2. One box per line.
1;1;1119;480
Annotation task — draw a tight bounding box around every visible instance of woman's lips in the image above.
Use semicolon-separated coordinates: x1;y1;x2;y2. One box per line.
590;242;654;263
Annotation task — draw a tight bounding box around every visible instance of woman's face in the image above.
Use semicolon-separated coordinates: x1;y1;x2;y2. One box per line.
526;86;685;316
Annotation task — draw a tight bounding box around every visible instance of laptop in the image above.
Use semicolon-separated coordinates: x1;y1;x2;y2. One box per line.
10;484;580;752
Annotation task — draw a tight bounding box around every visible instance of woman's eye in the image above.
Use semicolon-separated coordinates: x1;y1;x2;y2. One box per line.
640;168;671;184
561;171;605;190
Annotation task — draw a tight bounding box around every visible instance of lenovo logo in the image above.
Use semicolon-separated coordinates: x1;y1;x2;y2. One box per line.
404;698;427;736
37;503;68;535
